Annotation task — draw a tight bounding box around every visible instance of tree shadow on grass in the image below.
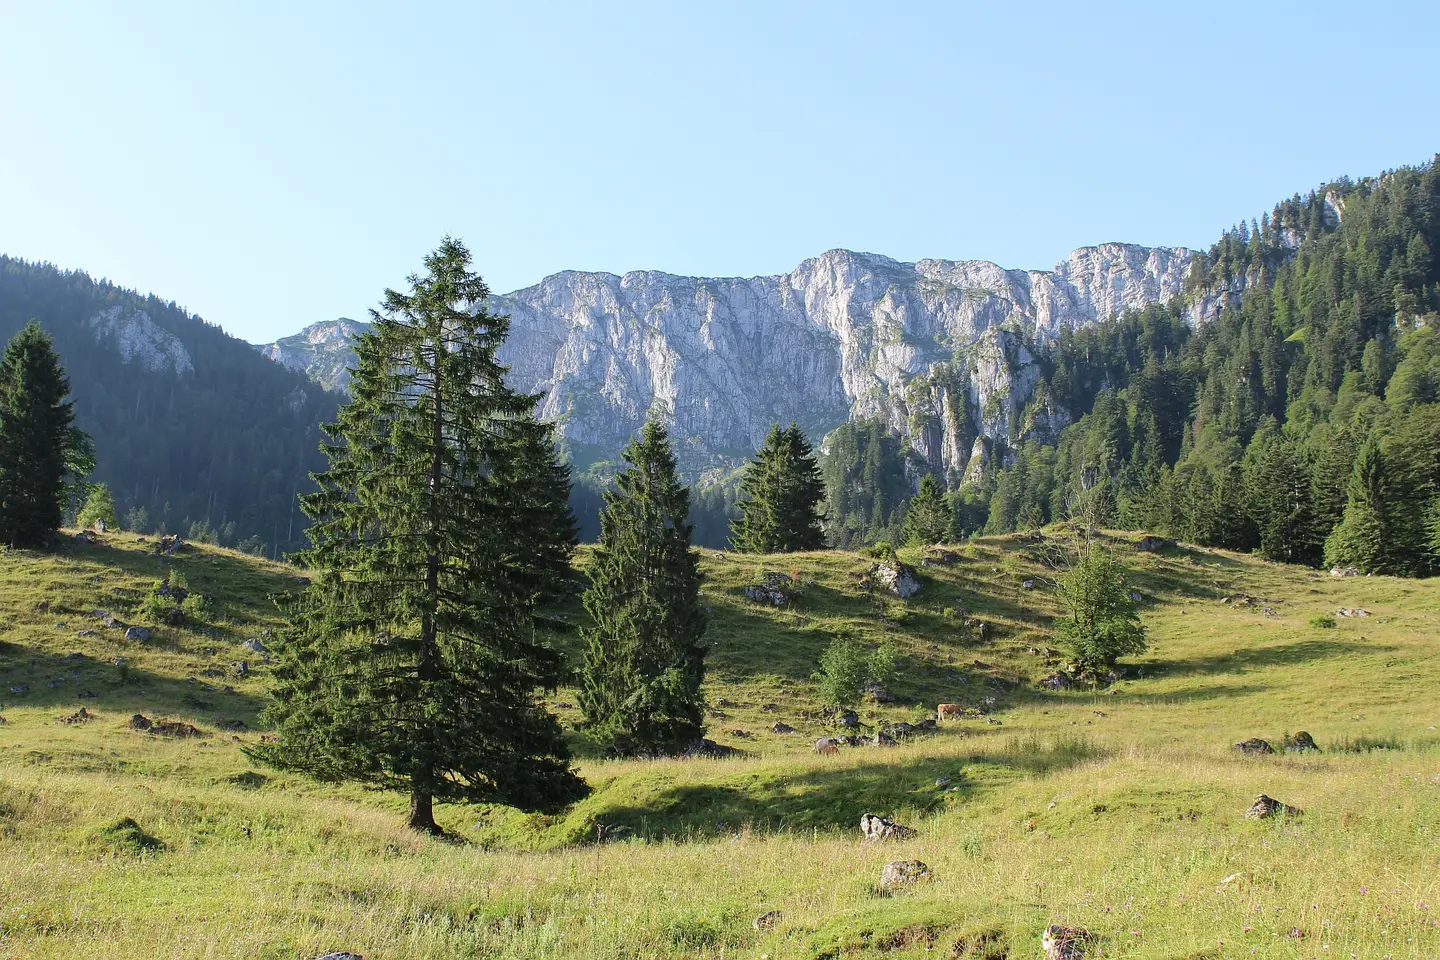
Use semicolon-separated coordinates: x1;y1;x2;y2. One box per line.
586;734;1105;842
1147;639;1395;678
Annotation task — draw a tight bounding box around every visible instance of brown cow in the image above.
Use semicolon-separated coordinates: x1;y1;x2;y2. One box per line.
937;704;964;722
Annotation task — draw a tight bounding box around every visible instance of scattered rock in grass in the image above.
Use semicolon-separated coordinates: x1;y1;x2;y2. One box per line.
864;682;895;704
1245;794;1302;820
220;719;249;732
315;954;364;960
834;709;860;729
1022;579;1036;590
890;722;915;738
9;685;28;695
770;721;797;734
985;717;1002;725
124;627;151;643
759;702;778;713
1283;731;1320;753
1336;607;1370;618
814;737;842;755
871;731;897;747
154;534;188;556
149;718;203;738
752;910;782;931
878;859;931;889
1128;590;1143;603
1136;535;1175;552
241;637;266;654
60;707;92;725
75;629;97;638
744;571;794;607
102;614;123;629
127;714;153;731
935;777;951;788
860;814;915;842
871;561;921;599
727;728;752;739
1330;566;1360;577
682;738;739;758
1234;738;1275;756
920;548;960;567
231;661;249;677
980;695;998;711
1042;923;1092;959
1262;605;1280;617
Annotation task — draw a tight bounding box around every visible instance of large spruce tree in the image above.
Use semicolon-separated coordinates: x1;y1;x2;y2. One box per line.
731;423;825;553
0;322;77;548
903;473;953;545
579;421;707;755
252;238;586;833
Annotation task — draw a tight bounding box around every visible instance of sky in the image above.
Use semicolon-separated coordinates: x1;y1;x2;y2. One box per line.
2;1;1437;344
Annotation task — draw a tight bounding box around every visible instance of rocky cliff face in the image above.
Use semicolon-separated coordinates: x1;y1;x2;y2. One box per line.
259;243;1198;480
89;305;195;376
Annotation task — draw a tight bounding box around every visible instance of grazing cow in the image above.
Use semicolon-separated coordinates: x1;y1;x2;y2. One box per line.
814;737;842;755
937;703;964;722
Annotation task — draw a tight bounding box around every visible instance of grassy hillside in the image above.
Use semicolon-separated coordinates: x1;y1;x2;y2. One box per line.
1;531;1437;958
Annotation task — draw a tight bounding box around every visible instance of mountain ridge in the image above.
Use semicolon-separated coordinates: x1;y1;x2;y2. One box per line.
258;241;1202;479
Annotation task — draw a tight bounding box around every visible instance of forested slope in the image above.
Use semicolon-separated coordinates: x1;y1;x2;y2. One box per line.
0;257;339;555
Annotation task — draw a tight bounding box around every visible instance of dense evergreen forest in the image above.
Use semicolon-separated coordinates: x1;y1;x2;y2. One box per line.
0;257;339;556
869;159;1440;576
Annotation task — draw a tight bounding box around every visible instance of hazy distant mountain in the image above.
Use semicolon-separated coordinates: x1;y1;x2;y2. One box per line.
258;243;1200;478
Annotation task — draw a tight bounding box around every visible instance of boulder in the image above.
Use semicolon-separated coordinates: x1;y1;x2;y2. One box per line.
744;571;794;607
914;718;937;731
878;860;931;889
683;738;740;758
127;714;153;731
124;627;151;643
1283;731;1320;753
1233;738;1275;756
1336;607;1370;618
1136;535;1175;552
102;614;123;629
752;910;782;931
1040;672;1075;691
1042;924;1092;960
860;813;915;842
834;709;859;729
155;534;187;556
864;683;895;704
770;721;797;734
921;548;960;567
61;707;92;725
870;731;897;747
76;629;97;638
889;722;915;738
1329;566;1360;577
1245;794;1302;820
241;637;266;653
871;562;921;599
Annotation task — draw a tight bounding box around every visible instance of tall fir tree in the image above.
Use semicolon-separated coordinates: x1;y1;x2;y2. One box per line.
579;421;707;755
730;423;826;553
0;322;77;548
251;239;586;833
902;473;953;545
1324;440;1388;573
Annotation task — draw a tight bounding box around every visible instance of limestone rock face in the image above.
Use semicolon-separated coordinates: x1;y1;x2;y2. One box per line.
259;244;1199;476
89;305;194;376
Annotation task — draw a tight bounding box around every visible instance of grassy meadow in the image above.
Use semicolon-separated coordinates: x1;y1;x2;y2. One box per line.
0;530;1437;958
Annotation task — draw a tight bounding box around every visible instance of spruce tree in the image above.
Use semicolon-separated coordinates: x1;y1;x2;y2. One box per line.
0;322;77;548
731;423;825;553
902;474;953;545
579;421;707;755
1324;440;1387;573
252;238;586;833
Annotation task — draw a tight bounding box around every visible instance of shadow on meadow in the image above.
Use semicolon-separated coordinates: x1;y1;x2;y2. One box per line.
579;733;1105;842
1150;639;1395;678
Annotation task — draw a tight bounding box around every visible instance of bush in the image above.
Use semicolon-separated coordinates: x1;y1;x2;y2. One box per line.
76;484;117;531
1310;614;1337;629
1052;542;1147;675
814;637;897;707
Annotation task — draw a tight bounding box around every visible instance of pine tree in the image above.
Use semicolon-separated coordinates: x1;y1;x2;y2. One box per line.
1324;440;1387;573
0;322;77;548
579;421;707;755
251;238;586;833
731;423;825;553
902;474;952;545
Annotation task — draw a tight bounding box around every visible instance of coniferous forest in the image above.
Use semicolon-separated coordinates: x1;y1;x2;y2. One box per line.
817;160;1440;577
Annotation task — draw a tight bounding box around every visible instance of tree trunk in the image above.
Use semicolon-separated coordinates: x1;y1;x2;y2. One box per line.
408;788;441;835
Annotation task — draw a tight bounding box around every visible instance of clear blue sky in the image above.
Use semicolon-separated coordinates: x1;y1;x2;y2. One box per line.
3;1;1436;343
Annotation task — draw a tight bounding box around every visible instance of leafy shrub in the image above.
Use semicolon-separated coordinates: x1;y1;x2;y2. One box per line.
1310;614;1337;629
814;637;898;707
1052;543;1146;675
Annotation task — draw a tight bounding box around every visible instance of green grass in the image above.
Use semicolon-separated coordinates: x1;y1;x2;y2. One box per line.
1;530;1439;957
